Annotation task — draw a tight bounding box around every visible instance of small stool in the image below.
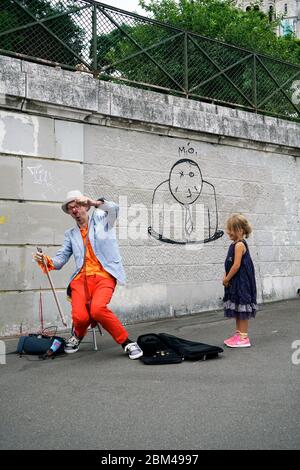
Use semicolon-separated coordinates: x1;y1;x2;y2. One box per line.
88;322;103;351
71;322;103;351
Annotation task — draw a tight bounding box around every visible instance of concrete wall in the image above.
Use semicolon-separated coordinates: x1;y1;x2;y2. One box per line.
1;55;300;336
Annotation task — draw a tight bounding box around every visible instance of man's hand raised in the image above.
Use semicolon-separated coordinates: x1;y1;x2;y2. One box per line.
74;196;103;210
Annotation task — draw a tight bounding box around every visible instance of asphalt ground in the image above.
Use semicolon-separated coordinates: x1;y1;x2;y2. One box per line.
0;299;299;451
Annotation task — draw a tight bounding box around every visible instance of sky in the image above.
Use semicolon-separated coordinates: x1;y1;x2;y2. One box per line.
94;0;147;15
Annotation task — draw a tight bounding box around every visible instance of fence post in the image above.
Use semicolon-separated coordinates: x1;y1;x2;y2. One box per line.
253;54;257;112
184;32;189;98
92;3;98;76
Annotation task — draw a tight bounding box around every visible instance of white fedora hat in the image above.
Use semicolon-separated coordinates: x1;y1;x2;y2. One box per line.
61;190;83;213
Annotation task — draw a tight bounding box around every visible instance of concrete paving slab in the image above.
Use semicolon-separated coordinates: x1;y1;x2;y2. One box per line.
0;299;299;450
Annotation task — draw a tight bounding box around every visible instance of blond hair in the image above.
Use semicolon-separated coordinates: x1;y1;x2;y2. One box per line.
226;214;252;238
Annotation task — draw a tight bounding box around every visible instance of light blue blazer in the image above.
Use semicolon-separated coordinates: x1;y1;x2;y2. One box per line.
52;200;126;285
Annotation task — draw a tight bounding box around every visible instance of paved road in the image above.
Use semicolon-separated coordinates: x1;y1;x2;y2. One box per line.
1;299;299;450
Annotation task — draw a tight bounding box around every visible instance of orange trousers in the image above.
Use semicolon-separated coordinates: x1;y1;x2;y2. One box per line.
70;275;128;344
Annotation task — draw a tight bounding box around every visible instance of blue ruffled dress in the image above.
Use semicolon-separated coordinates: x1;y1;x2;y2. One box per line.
223;240;257;319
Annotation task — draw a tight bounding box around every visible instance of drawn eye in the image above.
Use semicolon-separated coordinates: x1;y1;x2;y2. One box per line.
179;171;184;178
189;172;194;177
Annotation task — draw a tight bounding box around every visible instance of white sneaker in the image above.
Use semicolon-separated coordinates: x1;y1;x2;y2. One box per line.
64;334;81;354
124;342;143;360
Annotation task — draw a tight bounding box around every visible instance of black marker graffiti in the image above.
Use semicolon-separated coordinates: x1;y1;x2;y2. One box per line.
148;149;224;245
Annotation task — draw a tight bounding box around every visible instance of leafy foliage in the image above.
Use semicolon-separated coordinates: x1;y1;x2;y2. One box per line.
95;0;300;119
139;0;300;65
0;0;85;65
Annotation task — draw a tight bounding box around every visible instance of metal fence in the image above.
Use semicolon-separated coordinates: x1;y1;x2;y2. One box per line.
1;0;300;121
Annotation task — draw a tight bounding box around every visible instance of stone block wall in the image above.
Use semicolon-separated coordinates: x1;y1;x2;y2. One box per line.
0;55;299;336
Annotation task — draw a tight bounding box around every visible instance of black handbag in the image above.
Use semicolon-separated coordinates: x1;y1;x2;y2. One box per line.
17;334;66;359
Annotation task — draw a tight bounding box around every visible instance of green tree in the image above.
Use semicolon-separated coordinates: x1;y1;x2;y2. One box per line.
93;24;134;69
0;0;86;66
96;20;182;89
96;0;300;119
139;0;300;64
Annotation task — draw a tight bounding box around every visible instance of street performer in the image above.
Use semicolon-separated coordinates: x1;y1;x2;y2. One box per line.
34;190;143;360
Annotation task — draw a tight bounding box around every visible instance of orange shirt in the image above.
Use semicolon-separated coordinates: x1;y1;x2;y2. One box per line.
73;226;114;281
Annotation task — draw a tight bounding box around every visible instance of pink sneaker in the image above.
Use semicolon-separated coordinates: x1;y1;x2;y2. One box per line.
224;333;240;346
225;335;251;348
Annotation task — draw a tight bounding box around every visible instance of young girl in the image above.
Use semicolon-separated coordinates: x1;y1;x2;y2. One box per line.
223;214;257;347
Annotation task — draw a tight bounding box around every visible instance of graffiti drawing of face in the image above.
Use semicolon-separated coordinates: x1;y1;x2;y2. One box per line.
168;158;203;205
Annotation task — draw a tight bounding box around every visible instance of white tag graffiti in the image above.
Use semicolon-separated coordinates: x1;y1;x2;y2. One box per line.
27;164;56;193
